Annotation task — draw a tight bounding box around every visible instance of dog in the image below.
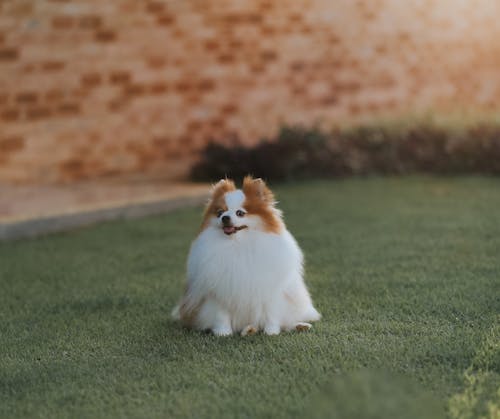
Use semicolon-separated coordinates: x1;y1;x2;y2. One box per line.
172;176;320;336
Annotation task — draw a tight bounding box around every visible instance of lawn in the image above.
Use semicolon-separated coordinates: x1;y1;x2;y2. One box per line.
1;177;499;419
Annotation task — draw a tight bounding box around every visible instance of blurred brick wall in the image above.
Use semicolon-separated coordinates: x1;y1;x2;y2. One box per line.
1;0;500;184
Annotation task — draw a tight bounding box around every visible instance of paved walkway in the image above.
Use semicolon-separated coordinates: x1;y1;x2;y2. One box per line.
0;177;209;240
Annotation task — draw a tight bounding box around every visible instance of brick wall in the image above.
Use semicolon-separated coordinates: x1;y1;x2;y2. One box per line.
1;0;500;184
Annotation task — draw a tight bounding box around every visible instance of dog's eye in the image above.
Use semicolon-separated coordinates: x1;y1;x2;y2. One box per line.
216;209;224;218
236;210;245;217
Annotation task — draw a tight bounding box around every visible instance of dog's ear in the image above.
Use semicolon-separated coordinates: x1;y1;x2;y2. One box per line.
201;179;236;229
210;178;236;201
243;176;275;204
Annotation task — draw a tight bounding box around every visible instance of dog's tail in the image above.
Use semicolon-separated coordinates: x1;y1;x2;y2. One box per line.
306;306;321;322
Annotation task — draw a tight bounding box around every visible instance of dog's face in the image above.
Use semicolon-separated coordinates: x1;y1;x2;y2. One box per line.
201;176;283;236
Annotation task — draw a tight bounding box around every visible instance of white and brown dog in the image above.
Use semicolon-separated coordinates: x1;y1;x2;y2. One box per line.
172;176;320;336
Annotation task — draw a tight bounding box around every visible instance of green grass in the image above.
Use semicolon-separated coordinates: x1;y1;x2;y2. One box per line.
1;177;499;419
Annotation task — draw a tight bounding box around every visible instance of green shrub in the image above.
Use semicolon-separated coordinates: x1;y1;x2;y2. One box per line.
190;124;500;182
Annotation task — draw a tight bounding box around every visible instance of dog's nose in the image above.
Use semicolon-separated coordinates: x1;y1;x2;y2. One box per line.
221;215;231;224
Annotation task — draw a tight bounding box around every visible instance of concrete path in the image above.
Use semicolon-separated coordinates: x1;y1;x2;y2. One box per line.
0;177;209;241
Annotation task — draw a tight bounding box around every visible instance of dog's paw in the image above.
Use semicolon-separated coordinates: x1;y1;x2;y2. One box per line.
264;324;280;335
212;326;233;336
241;325;258;337
295;322;312;332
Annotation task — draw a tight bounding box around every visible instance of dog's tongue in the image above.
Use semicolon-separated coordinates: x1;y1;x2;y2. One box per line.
223;226;236;235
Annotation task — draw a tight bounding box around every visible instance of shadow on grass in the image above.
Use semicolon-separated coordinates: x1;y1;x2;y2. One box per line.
304;369;445;419
139;321;448;419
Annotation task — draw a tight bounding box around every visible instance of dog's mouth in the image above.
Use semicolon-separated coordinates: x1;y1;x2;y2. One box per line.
222;225;248;235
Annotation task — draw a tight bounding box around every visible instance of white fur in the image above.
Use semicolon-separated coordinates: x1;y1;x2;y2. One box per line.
175;188;321;336
224;190;245;208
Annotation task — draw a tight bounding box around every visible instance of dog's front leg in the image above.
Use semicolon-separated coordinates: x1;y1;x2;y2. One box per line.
263;301;282;335
199;298;233;336
212;314;232;336
263;323;280;335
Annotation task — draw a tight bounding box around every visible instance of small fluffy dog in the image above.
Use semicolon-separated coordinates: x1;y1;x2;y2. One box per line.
172;176;320;336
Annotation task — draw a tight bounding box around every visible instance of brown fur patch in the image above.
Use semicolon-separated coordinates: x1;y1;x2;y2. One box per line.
242;176;283;234
295;322;312;332
200;179;236;230
179;294;205;328
241;325;258;336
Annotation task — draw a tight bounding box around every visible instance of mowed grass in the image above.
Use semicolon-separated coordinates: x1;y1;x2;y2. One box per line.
1;177;499;419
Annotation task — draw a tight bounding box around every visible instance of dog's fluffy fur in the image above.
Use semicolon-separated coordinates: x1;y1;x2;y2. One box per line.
172;176;320;336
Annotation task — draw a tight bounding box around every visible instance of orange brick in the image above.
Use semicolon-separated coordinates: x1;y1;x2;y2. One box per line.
110;71;131;84
185;94;201;105
260;26;275;36
261;50;277;61
1;109;20;121
197;79;215;92
52;15;75;29
0;48;19;60
71;87;90;99
335;81;362;93
221;104;238;114
204;40;219;50
95;30;116;42
45;89;64;101
187;120;203;131
290;61;305;71
147;1;165;13
0;136;24;152
174;80;193;93
157;14;175;25
79;15;102;29
210;118;225;128
59;158;84;177
108;97;128;111
250;64;265;73
218;54;234;64
124;83;145;96
58;103;81;114
245;14;262;24
348;103;362;114
292;86;306;95
147;56;166;69
22;63;36;73
26;106;52;120
41;61;65;71
16;92;37;103
149;82;169;94
320;95;338;106
258;0;273;10
81;73;102;87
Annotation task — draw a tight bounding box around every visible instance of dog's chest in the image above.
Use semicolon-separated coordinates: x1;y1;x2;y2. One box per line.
210;235;289;284
189;230;299;297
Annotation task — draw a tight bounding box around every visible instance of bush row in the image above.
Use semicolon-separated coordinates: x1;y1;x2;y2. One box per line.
190;124;500;182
